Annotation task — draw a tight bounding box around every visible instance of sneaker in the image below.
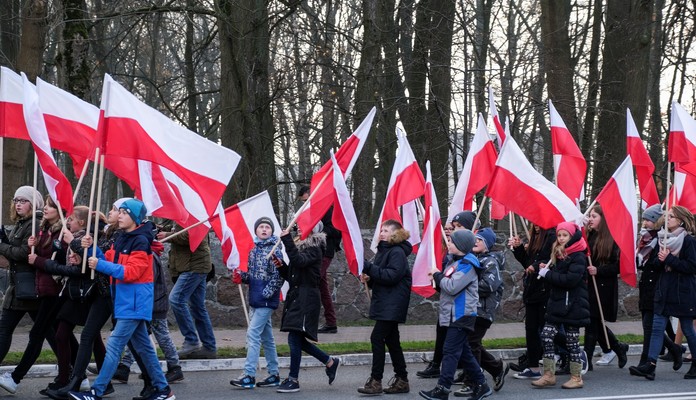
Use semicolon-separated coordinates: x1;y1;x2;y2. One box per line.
256;375;281;388
144;387;175;400
325;357;340;384
188;347;217;359
131;385;156;400
596;351;617;365
177;342;202;359
418;385;449;400
80;379;90;392
0;372;18;394
417;361;441;378
318;325;338;334
68;389;102;400
229;375;255;388
165;366;184;383
452;370;465;385
112;364;130;383
580;351;589;375
277;378;300;393
453;385;472;397
493;362;509;391
513;368;541;379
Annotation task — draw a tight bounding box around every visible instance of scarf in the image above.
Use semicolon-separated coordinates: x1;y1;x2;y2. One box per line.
637;229;658;267
658;226;687;256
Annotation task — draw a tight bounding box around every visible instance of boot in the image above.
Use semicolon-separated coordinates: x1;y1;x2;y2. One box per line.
615;342;629;369
531;358;556;388
561;362;584;389
670;343;684;371
416;361;441;378
684;362;696;379
383;375;409;394
629;362;656;380
357;377;383;395
47;374;82;400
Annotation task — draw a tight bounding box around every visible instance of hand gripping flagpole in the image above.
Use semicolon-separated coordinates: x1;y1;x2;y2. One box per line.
82;147;100;273
90;154;106;279
31;153;39;255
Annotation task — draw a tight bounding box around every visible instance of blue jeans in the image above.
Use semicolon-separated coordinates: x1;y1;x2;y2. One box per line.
244;307;279;377
122;319;180;368
288;331;329;380
169;272;216;350
93;319;167;396
648;314;696;362
438;327;485;390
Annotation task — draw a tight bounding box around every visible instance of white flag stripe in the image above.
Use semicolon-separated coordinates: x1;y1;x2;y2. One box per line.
331;153;364;275
37;77;99;128
0;67;23;104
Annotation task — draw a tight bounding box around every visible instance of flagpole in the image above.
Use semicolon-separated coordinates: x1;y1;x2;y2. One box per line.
83;147;100;273
238;284;250;326
508;211;514;249
31;152;38;255
518;215;530;238
589;256;612;350
90;154;106;279
472;196;488;232
51;203;68;261
266;171;332;258
663;162;672;251
72;159;91;203
0;137;3;226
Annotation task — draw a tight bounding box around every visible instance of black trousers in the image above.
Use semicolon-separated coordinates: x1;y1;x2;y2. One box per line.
370;320;407;380
584;317;619;356
525;302;546;364
12;296;62;383
70;296;112;380
432;321;448;365
468;317;503;377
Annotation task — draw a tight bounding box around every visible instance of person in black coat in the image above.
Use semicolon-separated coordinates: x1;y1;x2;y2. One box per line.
630;206;696;380
533;222;590;390
274;222;339;393
358;219;412;395
584;205;629;368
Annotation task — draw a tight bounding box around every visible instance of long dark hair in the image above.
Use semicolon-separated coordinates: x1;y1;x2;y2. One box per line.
588;205;615;265
526;224;549;258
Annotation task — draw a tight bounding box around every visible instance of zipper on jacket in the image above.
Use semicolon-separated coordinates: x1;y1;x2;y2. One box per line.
565;292;569;307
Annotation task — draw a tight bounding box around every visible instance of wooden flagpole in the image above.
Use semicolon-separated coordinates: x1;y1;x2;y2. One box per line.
472;196;488;232
589;256;612;350
90;154;106;279
31;152;38;255
72;159;91;203
82;147;100;272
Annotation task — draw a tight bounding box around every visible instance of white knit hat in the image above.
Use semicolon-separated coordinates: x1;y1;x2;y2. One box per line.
14;186;44;210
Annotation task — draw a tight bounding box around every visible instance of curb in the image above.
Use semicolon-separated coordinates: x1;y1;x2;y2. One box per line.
0;345;646;378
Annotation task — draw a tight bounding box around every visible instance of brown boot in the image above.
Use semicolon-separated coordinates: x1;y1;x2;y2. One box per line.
531;358;557;388
562;362;584;389
383;375;409;394
357;376;383;395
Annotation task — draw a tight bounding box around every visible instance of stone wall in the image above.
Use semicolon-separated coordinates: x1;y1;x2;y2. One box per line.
0;231;641;328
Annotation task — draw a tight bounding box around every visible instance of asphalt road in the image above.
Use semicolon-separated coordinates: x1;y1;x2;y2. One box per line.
6;356;696;399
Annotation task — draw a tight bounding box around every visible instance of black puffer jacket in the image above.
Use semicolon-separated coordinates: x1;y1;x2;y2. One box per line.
544;250;590;327
0;216;38;311
363;230;413;323
278;232;326;342
513;228;555;305
587;232;620;322
654;235;696;318
637;230;662;312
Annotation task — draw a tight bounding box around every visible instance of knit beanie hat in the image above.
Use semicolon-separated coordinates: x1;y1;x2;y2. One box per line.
119;199;147;226
450;230;476;254
452;211;479;230
113;197;133;210
254;216;274;233
556;221;578;236
642;204;663;223
14;186;44;210
475;227;497;252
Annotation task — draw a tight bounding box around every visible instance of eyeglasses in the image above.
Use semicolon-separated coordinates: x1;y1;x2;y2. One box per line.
12;198;30;205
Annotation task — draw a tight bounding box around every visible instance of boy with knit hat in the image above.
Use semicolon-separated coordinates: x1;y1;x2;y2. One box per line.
230;216;285;389
70;199;174;400
420;230;491;400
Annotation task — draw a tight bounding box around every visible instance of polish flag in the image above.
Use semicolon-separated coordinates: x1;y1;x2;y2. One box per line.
550;100;586;203
595;156;638;287
668;171;696;213
448;113;497;220
488;87;506;145
401;199;422;251
21;74;74;214
0;67;29;139
490;118;510;220
412;161;443;298
329;152;364;276
209;191;283;272
626;108;659;208
485;135;583;229
295;107;376;238
370;131;425;251
668;102;696;164
98;74;240;215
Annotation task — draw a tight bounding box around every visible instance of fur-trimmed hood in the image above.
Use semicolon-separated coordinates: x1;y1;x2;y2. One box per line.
386;228;410;245
295;232;327;252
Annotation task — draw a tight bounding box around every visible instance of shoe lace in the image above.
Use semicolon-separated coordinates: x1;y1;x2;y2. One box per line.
386;376;396;387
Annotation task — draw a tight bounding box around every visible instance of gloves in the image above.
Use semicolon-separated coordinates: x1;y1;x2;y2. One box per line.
538;267;549;278
232;269;243;284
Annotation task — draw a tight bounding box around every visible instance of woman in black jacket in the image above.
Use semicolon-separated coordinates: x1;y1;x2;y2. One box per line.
584;205;629;368
630;206;696;380
358;219;412;395
275;222;339;393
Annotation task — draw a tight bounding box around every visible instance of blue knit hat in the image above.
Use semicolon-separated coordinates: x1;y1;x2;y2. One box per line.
119;199;147;225
475;227;497;252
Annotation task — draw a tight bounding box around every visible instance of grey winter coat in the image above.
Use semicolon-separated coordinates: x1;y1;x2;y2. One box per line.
433;253;483;330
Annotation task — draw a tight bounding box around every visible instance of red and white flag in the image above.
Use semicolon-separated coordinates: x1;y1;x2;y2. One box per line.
549;100;586;203
370;131;425;251
98;74;240;215
668;102;696;164
488;87;506;145
489;118;510;220
21;74;74;214
412;161;443;298
295;107;376;238
595;156;638;287
668;171;696;214
210;191;283;272
448;113;497;220
626;108;659;208
485;135;583;229
329;152;364;276
0;67;29;140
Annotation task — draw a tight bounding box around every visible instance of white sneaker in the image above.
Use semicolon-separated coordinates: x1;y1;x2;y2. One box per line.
80;378;90;391
595;351;616;365
0;372;17;394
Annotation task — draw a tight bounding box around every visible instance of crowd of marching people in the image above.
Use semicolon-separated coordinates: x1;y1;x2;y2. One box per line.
2;183;696;400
